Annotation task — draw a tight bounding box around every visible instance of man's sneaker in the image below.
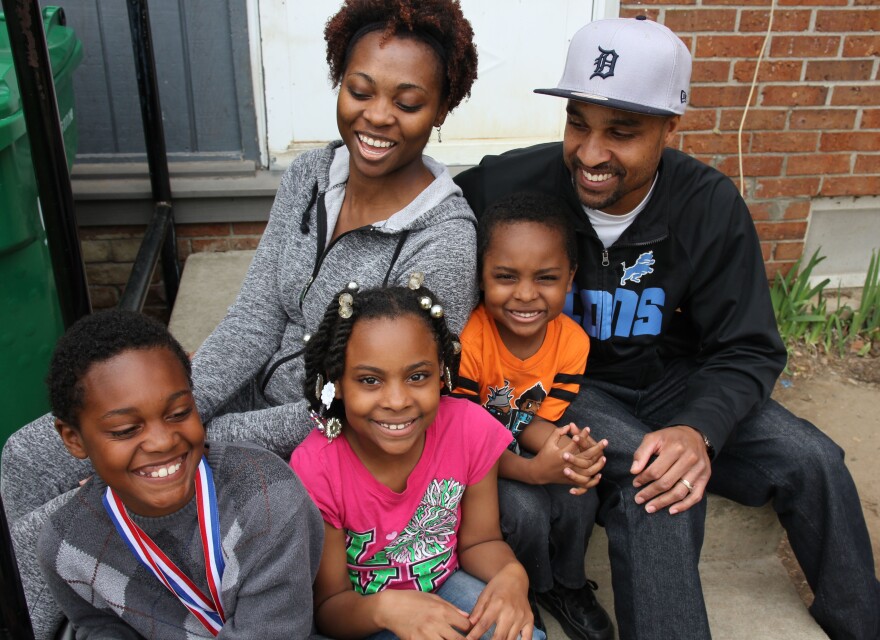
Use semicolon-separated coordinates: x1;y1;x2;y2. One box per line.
535;580;614;640
528;588;547;633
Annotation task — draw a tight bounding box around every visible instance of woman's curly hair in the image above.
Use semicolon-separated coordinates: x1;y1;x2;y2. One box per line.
325;0;478;112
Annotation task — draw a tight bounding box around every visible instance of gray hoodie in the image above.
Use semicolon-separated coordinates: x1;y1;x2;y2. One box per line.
193;141;479;460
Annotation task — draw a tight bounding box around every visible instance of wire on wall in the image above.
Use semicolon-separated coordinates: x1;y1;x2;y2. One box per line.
738;0;777;196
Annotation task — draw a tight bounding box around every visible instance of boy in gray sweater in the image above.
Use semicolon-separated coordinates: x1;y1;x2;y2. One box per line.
36;310;323;639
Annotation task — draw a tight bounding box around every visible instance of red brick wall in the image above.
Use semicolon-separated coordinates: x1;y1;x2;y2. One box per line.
80;222;267;320
620;0;879;278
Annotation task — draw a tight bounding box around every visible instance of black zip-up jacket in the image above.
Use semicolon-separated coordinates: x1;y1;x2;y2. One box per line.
454;142;786;453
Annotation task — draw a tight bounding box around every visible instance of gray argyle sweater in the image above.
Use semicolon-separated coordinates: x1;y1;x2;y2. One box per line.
36;442;323;639
192;141;478;460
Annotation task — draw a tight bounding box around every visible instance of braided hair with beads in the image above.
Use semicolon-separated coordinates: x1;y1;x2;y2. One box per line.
303;282;461;423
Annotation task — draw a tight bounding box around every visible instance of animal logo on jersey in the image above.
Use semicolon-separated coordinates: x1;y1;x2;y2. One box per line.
591;46;618;79
620;251;655;286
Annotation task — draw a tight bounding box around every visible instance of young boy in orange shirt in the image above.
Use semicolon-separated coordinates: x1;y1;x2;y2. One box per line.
454;191;612;640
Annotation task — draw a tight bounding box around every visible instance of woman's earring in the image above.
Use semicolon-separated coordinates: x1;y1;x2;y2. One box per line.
436;126;442;144
444;366;454;392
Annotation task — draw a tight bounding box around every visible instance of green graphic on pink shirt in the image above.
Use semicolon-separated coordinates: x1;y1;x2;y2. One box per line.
346;479;464;593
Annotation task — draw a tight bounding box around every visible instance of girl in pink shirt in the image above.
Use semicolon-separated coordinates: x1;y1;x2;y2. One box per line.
291;282;542;640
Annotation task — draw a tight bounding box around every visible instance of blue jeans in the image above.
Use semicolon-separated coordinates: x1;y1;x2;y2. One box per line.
562;358;880;640
363;570;546;640
498;478;599;593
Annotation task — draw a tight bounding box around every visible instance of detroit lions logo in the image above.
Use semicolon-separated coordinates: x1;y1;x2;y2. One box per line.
620;251;655;286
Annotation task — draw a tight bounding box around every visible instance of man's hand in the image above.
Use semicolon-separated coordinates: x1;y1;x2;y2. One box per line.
630;425;711;515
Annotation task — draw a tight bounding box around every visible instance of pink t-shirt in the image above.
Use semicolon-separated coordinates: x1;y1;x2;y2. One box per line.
291;396;512;594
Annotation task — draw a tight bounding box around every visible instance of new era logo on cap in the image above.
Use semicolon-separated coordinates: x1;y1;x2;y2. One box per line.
535;17;692;116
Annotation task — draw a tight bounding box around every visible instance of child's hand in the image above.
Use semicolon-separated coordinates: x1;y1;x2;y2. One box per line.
526;424;603;488
467;563;532;640
561;431;607;495
561;422;599;451
378;589;472;640
527;426;580;485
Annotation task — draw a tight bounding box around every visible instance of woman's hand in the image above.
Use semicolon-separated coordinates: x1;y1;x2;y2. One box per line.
377;589;473;640
466;563;533;640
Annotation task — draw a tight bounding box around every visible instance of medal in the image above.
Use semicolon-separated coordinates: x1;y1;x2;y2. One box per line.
103;457;226;636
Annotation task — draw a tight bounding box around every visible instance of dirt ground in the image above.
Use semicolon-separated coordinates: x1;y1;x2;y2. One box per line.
772;348;880;605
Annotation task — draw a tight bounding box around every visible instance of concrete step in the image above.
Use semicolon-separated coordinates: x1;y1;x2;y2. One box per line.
168;250;254;352
563;497;828;639
169;250;828;639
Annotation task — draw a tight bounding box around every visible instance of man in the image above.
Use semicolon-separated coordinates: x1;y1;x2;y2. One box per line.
454;16;880;640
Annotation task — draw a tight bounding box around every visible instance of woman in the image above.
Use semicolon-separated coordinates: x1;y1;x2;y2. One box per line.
193;0;480;460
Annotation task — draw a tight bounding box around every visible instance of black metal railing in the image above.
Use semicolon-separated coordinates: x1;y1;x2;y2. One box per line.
0;0;179;635
118;0;180;311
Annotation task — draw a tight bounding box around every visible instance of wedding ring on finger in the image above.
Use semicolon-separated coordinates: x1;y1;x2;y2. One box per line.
678;478;695;493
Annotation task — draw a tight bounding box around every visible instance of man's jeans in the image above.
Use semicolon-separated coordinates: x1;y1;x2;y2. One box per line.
563;358;880;640
363;570;547;640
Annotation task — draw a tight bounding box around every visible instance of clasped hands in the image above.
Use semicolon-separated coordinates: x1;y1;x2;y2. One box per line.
524;421;607;495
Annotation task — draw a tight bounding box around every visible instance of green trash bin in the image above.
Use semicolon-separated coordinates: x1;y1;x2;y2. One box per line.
0;7;83;448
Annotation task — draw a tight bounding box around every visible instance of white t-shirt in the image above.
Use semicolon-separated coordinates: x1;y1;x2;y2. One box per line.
583;173;659;249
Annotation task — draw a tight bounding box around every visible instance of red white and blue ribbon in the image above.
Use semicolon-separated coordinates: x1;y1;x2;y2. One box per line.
103;456;226;636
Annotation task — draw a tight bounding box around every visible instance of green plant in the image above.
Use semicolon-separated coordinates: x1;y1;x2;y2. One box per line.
771;248;880;359
770;249;829;349
848;250;880;356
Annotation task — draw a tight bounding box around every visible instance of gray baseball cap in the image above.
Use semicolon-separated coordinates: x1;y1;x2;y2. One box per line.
535;16;692;116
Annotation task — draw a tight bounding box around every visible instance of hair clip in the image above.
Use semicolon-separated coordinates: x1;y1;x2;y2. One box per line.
320;380;336;411
309;410;342;442
408;272;425;290
310;375;341;442
430;304;444;319
452;341;461;355
339;292;354;318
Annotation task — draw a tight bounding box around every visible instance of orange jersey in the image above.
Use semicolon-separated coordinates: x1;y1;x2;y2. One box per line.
454;304;590;443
